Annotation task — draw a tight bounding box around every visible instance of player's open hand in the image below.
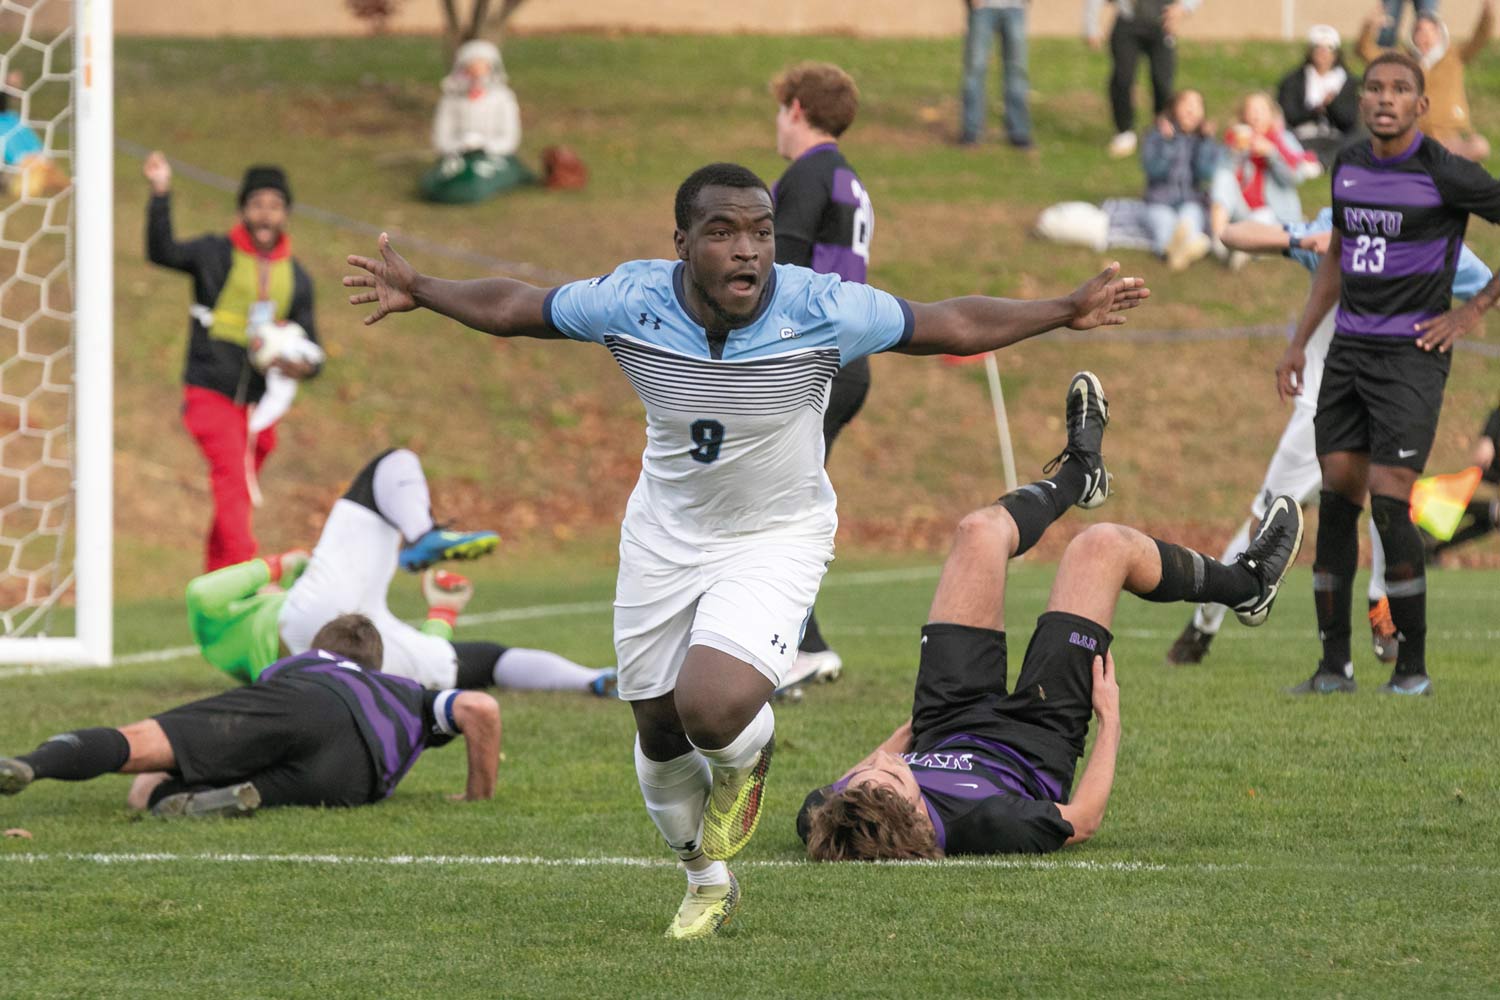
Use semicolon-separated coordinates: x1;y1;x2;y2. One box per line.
143;150;171;195
1090;652;1119;724
1414;300;1487;353
1066;262;1151;330
345;232;420;326
1275;344;1307;401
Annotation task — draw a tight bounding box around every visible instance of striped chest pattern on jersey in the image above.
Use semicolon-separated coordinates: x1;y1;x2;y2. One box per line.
603;333;841;415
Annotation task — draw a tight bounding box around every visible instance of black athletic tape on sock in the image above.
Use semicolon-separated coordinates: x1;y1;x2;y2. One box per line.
996;464;1087;556
20;727;130;781
1372;494;1428;675
1143;540;1257;607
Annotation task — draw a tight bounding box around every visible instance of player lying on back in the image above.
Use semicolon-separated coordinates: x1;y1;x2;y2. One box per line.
797;372;1304;859
0;614;501;817
186;447;616;696
345;163;1149;939
1166;209;1491;667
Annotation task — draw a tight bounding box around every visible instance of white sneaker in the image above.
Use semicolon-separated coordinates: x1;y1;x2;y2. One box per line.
1107;131;1137;158
780;650;843;690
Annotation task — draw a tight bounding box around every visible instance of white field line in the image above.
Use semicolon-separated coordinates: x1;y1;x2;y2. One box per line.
2;851;1498;878
0;566;943;682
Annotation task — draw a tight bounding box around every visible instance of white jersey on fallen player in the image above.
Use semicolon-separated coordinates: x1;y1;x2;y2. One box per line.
543;260;913;549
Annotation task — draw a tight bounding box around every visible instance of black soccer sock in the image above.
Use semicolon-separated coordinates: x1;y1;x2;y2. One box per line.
798;610;829;654
1140;540;1259;607
1313;490;1361;673
995;461;1089;557
1372;494;1428;676
18;727;130;781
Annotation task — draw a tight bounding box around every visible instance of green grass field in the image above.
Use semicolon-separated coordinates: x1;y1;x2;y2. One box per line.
3;557;1499;998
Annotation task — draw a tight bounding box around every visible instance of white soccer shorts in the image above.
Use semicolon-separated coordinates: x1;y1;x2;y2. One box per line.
612;517;833;702
278;499;460;690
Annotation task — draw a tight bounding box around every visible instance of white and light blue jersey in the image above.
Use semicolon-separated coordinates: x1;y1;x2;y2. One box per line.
544;259;913;543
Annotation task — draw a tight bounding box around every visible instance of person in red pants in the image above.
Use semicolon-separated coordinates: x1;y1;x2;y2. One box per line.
144;152;322;569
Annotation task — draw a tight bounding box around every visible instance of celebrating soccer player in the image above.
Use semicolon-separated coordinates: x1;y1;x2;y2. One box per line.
344;163;1149;938
798;372;1303;860
1275;52;1500;696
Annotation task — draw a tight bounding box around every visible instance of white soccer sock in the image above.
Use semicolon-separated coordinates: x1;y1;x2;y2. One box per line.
1192;517;1254;635
1367;519;1388;601
634;737;714;868
370;448;435;544
691;703;774;771
491;648;603;691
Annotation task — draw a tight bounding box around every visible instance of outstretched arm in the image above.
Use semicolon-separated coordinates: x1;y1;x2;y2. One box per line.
1056;653;1119;845
897;263;1150;356
452;691;502;801
345;233;562;339
834;719;915;781
1222;220;1330;256
1276;230;1342;399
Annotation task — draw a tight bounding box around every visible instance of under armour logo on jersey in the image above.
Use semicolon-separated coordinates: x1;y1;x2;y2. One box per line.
639;312;662;330
771;634;787;654
779;326;799;340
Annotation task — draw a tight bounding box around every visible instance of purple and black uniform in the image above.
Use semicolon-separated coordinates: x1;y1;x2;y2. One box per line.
797;613;1113;855
152;649;460;809
1316;133;1500;470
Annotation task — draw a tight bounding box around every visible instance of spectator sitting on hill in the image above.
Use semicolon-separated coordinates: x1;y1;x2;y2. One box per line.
0;70;68;200
1208;92;1318;268
1359;2;1493;161
1141;88;1218;271
1278;24;1363;168
420;39;535;203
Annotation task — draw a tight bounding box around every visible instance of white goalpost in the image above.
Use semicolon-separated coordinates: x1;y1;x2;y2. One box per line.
0;0;112;665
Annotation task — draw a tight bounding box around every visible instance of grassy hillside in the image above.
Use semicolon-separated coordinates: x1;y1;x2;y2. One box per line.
107;34;1500;597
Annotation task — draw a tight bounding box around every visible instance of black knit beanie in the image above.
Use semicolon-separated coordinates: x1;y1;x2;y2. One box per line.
238;165;292;207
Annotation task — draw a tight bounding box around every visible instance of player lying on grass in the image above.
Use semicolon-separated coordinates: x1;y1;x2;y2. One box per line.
187;447;616;696
345;162;1149;940
795;372;1305;860
0;614;501;817
1166;210;1491;668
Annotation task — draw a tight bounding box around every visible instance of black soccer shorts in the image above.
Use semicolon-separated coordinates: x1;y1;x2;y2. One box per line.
1315;336;1451;472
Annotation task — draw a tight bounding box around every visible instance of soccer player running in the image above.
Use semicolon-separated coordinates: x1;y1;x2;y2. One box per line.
769;62;875;692
1276;52;1500;696
0;615;502;817
1167;209;1491;666
186;448;614;696
343;163;1149;938
798;372;1303;859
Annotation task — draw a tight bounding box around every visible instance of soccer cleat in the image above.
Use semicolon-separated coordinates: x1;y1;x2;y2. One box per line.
589;668;619;698
1285;668;1358;695
665;870;740;941
151;781;261;819
399;527;500;572
1232;495;1304;627
777;649;843;695
701;738;774;861
1368;599;1399;664
0;757;34;796
1377;672;1434;696
1165;623;1215;665
1043;371;1112;509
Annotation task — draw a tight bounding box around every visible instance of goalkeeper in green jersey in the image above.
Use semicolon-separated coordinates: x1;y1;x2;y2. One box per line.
185;448;618;696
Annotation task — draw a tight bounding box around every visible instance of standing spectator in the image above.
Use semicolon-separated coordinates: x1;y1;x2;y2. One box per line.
1208;92;1319;266
1377;0;1440;48
958;0;1034;151
1360;2;1493;161
1084;0;1201;159
769;62;874;693
1278;24;1364;168
144;153;321;571
1141;88;1218;270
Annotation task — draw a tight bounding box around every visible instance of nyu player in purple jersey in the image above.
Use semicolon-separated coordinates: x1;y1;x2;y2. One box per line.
0;615;502;817
344;164;1148;939
1276;52;1500;696
769;62;875;692
798;373;1304;859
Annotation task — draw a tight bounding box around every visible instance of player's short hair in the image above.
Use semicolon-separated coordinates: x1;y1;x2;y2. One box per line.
1366;51;1426;95
804;784;943;862
771;61;860;138
311;613;384;672
673;162;771;231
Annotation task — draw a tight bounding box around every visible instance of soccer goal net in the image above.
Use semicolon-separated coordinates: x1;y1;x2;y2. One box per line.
0;0;111;665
